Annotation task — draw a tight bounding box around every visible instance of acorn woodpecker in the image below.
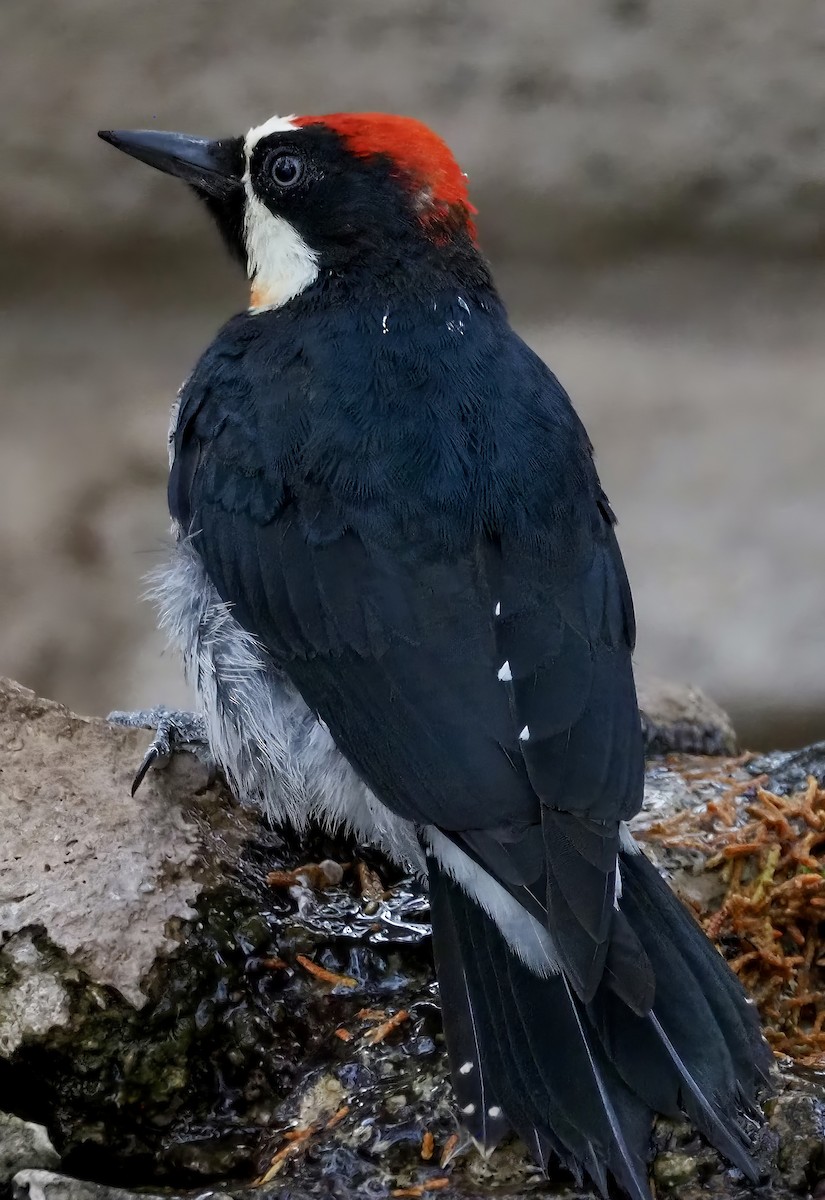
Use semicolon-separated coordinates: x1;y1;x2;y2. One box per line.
99;113;769;1199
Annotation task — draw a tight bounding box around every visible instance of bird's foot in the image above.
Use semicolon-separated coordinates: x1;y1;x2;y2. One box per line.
107;706;212;796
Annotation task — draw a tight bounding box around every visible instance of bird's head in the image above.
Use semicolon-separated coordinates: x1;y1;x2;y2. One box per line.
99;113;482;310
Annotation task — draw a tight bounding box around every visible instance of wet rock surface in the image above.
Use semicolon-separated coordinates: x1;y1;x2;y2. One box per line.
0;1115;59;1187
748;742;825;797
2;678;825;1198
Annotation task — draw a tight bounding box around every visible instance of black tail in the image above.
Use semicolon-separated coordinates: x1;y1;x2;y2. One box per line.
428;849;770;1200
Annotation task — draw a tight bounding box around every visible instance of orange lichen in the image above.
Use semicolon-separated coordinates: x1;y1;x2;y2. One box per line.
364;1009;409;1045
266;859;347;890
296;954;357;989
255;1124;318;1184
325;1105;350;1130
255;1108;351;1184
357;860;388;901
391;1179;451;1197
439;1133;460;1167
645;773;825;1064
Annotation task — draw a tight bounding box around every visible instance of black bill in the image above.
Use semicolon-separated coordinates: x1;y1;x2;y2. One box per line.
98;129;243;196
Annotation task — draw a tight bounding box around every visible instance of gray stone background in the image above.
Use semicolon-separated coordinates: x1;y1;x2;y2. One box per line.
2;0;824;747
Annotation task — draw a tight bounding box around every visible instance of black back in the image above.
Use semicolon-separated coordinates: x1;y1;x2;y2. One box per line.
171;270;645;1001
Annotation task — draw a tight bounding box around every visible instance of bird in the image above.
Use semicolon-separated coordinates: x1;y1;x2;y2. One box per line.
99;112;770;1199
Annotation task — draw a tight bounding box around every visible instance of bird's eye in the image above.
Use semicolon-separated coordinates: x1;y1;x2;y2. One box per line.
269;153;303;188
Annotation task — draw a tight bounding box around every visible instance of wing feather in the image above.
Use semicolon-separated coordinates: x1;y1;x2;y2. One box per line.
171;310;646;1004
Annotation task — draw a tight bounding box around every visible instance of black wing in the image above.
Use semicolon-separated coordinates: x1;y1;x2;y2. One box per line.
171;309;647;1005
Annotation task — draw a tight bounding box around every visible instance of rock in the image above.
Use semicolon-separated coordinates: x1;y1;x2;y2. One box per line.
747;741;825;795
0;935;72;1059
0;676;446;1189
651;1149;705;1193
3;1;825;258
0;677;207;1008
0;1116;60;1186
638;677;737;757
769;1088;825;1193
2;676;825;1198
12;1172;165;1200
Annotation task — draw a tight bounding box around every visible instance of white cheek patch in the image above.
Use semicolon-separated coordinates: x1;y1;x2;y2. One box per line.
243;193;319;311
242;114;320;312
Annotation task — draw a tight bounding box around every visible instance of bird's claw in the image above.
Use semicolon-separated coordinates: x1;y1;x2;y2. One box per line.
107;706;212;795
130;738;168;797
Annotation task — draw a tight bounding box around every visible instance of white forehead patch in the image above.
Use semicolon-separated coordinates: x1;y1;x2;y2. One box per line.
241;114;318;312
244;114;298;158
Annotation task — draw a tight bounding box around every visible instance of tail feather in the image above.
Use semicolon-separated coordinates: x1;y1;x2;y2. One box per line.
647;1010;757;1178
562;974;652;1200
428;848;769;1200
431;858;654;1200
627;852;770;1098
430;855;511;1151
460;895;574;1162
498;936;652;1195
591;872;742;1125
619;851;770;1103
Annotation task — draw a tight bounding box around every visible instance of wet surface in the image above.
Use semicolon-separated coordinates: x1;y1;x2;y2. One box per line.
3;753;825;1198
747;743;825;796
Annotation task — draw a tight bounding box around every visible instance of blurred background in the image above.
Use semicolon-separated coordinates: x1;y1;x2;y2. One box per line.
2;0;824;749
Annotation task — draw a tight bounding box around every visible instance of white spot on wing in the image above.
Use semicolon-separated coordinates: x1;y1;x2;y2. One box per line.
382;310;389;334
487;1106;502;1118
494;601;501;617
519;725;530;742
462;1103;476;1115
497;660;512;682
459;1061;474;1075
457;295;470;315
613;859;622;909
